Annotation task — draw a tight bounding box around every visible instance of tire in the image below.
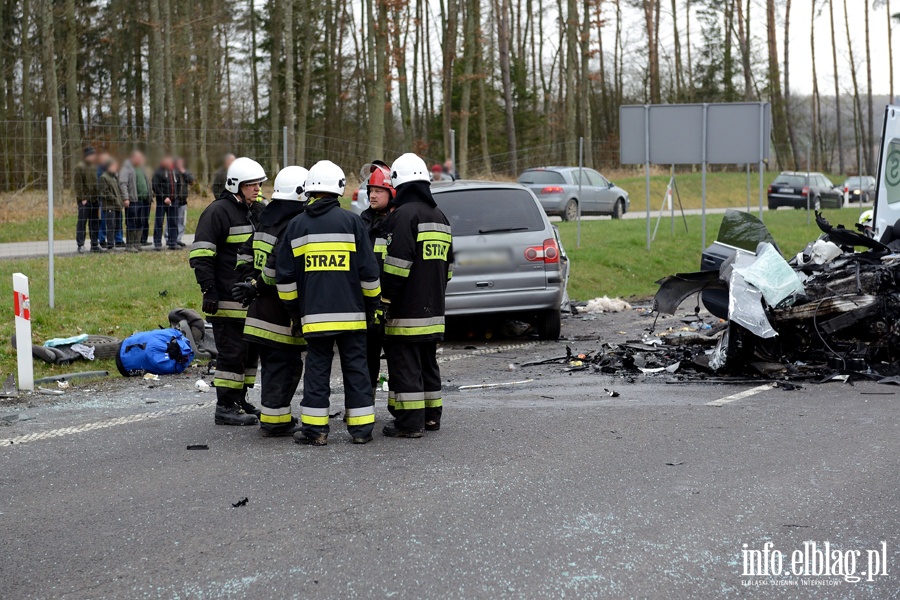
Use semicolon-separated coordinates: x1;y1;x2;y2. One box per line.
84;335;122;360
611;199;624;220
562;199;578;222
537;309;562;340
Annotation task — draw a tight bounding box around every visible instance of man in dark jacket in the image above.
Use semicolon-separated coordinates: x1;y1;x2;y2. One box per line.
359;161;394;398
151;156;179;250
211;153;235;198
119;150;149;252
98;157;125;250
73;147;101;253
381;152;453;438
275;160;381;446
232;166;309;437
190;157;267;426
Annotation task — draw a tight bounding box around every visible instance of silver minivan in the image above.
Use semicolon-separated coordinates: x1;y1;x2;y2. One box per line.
432;181;569;339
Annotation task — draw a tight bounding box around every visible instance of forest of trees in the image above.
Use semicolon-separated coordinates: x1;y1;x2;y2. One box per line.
0;0;897;190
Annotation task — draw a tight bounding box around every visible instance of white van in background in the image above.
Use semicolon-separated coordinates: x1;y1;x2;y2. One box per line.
874;105;900;243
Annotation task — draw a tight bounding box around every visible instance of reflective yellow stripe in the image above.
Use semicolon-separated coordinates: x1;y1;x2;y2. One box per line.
393;400;425;410
206;309;248;319
260;413;293;424
253;240;275;252
244;324;306;346
385;324;445;336
190;248;216;259
347;413;375;426
374;244;387;257
225;233;252;244
362;285;382;298
214;378;244;389
384;263;410;277
302;320;367;334
244;376;256;386
448;270;453;280
278;289;298;301
417;231;452;243
425;398;443;408
293;241;356;256
301;414;330;426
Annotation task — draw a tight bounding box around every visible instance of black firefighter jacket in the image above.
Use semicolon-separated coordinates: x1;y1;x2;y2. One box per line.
275;196;381;338
190;191;261;321
360;206;390;272
381;181;453;342
236;200;308;349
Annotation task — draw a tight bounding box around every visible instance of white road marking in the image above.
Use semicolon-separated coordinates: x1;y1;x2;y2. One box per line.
0;401;215;447
438;341;539;364
706;384;775;407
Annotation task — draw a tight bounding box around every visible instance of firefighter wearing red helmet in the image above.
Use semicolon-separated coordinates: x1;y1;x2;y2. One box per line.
360;161;395;399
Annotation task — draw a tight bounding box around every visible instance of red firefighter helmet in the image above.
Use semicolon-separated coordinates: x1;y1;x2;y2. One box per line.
366;164;396;199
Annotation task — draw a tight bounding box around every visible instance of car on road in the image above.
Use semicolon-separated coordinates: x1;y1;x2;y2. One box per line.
518;167;630;221
432;180;569;339
767;171;843;210
842;175;876;204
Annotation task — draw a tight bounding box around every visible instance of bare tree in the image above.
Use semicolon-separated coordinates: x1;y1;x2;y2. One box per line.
829;0;844;173
767;0;793;169
497;0;517;173
784;0;798;168
864;0;875;174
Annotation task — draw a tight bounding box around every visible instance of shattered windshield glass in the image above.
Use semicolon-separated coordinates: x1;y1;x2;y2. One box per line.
715;210;781;254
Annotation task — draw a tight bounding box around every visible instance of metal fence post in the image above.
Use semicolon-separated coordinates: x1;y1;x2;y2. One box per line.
645;105;651;251
46;117;55;309
577;137;583;248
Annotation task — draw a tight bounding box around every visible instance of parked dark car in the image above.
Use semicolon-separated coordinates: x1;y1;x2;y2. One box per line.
768;171;843;210
841;176;876;204
518;167;630;221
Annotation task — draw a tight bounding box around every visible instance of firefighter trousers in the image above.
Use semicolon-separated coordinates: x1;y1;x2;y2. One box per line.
211;320;259;408
386;341;442;431
367;323;385;396
299;332;375;439
257;344;304;433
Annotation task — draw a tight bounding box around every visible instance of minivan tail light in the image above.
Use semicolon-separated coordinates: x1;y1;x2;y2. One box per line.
801;186;809;196
540;186;564;194
525;238;560;264
767;185;773;193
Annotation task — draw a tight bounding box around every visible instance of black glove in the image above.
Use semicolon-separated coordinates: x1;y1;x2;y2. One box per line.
231;279;258;307
202;290;218;315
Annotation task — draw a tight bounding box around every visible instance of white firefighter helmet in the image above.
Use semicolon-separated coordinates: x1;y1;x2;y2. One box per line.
390;152;429;188
271;166;309;201
304;160;346;197
225;157;267;194
859;209;874;227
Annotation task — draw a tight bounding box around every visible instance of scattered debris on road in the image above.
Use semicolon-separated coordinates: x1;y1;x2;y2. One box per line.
186;444;209;450
232;497;249;508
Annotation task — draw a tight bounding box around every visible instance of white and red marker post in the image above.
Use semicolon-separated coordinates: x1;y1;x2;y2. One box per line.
13;273;33;392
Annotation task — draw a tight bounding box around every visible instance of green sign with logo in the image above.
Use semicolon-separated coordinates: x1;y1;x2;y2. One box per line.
884;139;900;205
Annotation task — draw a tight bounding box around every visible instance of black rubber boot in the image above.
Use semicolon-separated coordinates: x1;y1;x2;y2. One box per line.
215;404;258;426
259;418;302;438
293;431;328;446
238;398;261;417
382;425;424;438
425;420;440;431
352;434;374;445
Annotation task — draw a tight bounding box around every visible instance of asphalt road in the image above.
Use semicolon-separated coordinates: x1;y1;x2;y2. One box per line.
1;308;898;599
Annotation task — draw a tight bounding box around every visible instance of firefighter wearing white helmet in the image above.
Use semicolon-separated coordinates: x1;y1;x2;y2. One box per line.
381;153;454;438
275;160;381;445
230;166;309;436
859;209;875;238
190;157;267;426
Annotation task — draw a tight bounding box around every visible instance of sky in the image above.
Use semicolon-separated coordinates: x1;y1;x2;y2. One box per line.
784;0;896;97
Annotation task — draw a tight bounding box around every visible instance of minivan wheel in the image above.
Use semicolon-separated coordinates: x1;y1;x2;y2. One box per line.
563;199;578;221
537;309;562;340
611;199;624;220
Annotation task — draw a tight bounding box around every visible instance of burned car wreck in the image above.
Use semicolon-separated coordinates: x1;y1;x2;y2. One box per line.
653;210;900;381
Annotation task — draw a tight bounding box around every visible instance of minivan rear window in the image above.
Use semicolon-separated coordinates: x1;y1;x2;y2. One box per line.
773;175;807;187
434;189;545;237
518;170;565;185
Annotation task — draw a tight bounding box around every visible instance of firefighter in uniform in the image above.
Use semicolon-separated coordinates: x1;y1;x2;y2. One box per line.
381;153;453;438
359;161;394;398
190;157;266;426
232;166;309;437
275;160;381;445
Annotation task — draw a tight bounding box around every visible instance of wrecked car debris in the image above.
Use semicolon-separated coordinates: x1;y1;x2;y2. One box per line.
652;209;900;383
